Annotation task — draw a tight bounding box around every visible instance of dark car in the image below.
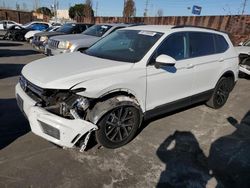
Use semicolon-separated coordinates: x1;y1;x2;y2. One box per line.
3;23;50;41
32;23;93;53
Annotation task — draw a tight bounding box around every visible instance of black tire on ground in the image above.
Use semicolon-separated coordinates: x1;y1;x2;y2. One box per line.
96;105;141;149
206;77;234;109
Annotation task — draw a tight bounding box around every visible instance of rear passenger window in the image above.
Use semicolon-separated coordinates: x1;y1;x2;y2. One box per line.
189;32;215;58
214;34;229;53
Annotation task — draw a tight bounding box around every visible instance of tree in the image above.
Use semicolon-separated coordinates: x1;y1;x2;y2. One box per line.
69;4;94;19
123;0;136;17
36;7;53;17
85;0;93;18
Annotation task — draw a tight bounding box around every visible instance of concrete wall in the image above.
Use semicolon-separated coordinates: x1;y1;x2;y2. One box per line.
82;15;250;45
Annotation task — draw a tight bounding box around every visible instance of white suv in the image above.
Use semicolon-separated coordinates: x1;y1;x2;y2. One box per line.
16;25;238;150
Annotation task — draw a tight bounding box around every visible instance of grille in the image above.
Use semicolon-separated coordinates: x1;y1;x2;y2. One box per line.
34;35;40;42
19;75;45;102
39;120;60;139
48;39;59;49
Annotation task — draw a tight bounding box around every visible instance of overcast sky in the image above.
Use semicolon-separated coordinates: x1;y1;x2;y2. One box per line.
1;0;249;16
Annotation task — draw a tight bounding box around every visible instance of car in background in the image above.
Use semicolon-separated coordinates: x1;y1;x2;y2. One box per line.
235;39;250;76
3;22;50;41
25;26;61;43
32;23;93;53
0;20;21;30
46;23;131;56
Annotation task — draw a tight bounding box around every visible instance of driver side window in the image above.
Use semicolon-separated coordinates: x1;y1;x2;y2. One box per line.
150;32;188;64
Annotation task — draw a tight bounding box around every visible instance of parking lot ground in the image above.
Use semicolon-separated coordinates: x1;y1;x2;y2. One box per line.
0;40;250;188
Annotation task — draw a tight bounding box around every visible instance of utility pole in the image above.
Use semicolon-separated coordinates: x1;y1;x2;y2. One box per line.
95;1;98;17
144;0;149;17
241;0;247;15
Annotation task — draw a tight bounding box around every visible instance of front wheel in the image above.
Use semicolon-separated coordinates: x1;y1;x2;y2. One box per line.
96;105;141;149
206;77;233;109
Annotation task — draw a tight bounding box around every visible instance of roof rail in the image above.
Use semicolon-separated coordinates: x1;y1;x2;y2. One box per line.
172;25;227;34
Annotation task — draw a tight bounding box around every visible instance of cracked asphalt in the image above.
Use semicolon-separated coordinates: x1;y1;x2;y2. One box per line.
0;40;250;188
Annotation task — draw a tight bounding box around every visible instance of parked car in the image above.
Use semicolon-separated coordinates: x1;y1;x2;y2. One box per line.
32;23;93;53
3;22;50;41
25;26;61;43
235;39;250;76
0;20;20;30
46;23;131;56
16;25;238;151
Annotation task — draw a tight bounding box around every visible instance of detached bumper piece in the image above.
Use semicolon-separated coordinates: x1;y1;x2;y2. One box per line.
15;83;98;150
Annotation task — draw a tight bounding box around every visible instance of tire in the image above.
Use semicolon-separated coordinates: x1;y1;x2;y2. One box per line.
96;105;141;149
206;77;233;109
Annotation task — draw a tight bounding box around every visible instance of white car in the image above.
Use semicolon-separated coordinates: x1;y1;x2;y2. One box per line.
235;39;250;76
25;26;61;42
16;25;238;151
0;20;20;29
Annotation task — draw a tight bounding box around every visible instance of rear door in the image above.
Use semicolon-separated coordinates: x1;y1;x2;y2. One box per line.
188;32;229;94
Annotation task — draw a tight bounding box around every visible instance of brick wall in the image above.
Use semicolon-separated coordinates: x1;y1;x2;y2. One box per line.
0;9;49;24
81;15;250;45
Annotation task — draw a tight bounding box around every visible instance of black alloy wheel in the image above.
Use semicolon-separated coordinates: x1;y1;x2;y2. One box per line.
96;105;140;148
206;77;233;109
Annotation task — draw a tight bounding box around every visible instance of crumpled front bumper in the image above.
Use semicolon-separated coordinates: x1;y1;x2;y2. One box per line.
15;83;98;148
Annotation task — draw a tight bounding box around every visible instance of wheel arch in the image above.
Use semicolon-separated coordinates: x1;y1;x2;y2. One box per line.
87;91;144;125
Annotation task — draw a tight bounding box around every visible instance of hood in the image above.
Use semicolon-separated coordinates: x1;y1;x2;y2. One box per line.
22;52;133;89
235;46;250;55
51;34;99;42
35;31;65;37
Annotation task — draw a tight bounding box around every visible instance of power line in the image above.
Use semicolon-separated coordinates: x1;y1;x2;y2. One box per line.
241;0;247;15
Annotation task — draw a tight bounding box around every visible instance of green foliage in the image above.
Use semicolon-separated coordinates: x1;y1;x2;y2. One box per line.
69;3;94;19
36;7;52;17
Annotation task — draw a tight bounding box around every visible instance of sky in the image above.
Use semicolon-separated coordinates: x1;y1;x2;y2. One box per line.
1;0;249;17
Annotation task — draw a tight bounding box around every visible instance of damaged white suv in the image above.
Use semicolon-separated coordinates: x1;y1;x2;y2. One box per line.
16;25;238;150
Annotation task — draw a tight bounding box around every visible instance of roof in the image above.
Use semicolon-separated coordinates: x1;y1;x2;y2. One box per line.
123;25;227;35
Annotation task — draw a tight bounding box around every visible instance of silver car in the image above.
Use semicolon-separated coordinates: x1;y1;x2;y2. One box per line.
45;23;131;56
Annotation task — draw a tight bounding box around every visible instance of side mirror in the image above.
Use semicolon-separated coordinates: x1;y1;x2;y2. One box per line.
155;54;176;69
239;42;244;46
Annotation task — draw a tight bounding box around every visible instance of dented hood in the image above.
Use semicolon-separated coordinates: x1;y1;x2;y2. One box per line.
22;52;133;89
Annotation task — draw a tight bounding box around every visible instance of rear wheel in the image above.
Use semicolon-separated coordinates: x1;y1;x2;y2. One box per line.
96;105;141;148
206;77;234;109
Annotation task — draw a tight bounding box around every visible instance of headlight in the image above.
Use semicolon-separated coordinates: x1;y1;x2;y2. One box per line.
40;36;48;42
58;41;72;49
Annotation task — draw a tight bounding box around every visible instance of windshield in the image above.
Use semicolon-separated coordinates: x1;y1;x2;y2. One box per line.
57;24;75;33
46;27;54;31
22;22;32;27
85;30;163;62
83;25;112;37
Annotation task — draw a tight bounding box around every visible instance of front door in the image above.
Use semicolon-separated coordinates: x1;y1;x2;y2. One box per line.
146;32;195;112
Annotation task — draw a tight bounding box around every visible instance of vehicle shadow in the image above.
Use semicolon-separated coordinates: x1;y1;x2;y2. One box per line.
0;98;30;150
156;111;250;188
0;42;23;47
0;49;40;57
0;64;24;79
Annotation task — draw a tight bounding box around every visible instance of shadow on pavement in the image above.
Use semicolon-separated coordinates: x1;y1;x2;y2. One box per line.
0;42;23;47
156;111;250;188
0;49;40;57
0;99;30;150
0;64;24;79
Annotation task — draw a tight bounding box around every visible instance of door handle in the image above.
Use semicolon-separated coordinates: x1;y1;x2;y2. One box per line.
219;58;224;62
186;64;195;69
